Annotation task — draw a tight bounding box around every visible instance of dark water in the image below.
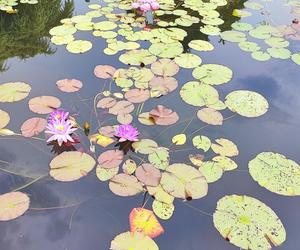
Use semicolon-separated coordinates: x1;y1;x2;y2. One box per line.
0;0;300;249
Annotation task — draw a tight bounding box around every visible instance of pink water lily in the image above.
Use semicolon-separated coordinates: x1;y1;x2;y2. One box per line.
132;0;160;12
45;118;77;146
48;109;69;123
115;124;139;142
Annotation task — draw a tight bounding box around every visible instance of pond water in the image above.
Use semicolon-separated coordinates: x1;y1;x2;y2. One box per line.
0;0;300;249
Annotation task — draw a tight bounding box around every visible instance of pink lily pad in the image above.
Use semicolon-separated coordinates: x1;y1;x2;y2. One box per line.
21;117;47;137
56;79;83;93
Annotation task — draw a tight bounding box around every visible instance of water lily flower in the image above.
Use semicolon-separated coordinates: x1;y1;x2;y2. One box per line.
48;109;69;123
45;118;77;146
115;124;139;142
132;0;160;12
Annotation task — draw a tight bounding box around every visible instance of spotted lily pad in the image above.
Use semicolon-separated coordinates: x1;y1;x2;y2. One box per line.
211;138;239;157
225;90;269;117
152;199;175;220
213;195;286;250
249;152;300;196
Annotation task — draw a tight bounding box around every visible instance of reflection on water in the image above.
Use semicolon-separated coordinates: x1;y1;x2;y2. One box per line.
0;0;74;72
159;0;247;51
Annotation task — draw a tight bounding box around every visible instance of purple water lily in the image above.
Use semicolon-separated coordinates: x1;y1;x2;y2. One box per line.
45;118;77;146
48;109;69;123
115;124;139;142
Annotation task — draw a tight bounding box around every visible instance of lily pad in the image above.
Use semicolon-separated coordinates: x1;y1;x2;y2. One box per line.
149;105;179;125
192;64;233;85
197;108;223;125
152;199;174;220
150;59;179;76
28;96;61;114
97;150;124;169
180;81;219;107
66;40;92;54
249;152;300;196
225;90;269;117
174;53;202;68
160;163;208;200
0;109;10;129
148;147;170;170
20;117;47;137
149;42;183;58
94;65;116;79
192;135;211;152
188;40;214;51
109;174;143;196
49;152;96;181
0;192;30;221
56;79;83;93
211;138;239;157
119;49;157;66
132;139;158;154
96;166;119;181
110;231;159;250
129;207;164;238
213;195;286;250
0;82;31;103
135;163;161;187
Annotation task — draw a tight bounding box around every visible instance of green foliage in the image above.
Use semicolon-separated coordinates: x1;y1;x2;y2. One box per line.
0;0;74;71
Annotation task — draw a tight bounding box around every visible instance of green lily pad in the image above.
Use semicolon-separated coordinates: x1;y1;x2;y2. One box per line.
192;135;211;152
225;90;269;117
192;64;233;85
267;47;291;59
66;40;92;54
249;152;300;196
251;51;271;61
148;147;170;170
119;49;157;66
188;40;214;51
149;42;183;58
220;30;247;43
180;81;219;107
214;195;286;250
199;161;224;183
160;163;208;200
0;82;31;103
174;53;202;68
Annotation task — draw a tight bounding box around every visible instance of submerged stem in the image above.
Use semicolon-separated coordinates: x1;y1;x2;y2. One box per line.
11;174;47;192
183;202;213;217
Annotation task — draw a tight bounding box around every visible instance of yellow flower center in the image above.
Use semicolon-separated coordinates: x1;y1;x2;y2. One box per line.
55;115;61;119
239;215;251;225
56;125;64;131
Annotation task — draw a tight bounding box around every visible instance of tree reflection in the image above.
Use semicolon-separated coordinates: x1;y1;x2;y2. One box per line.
0;0;74;72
